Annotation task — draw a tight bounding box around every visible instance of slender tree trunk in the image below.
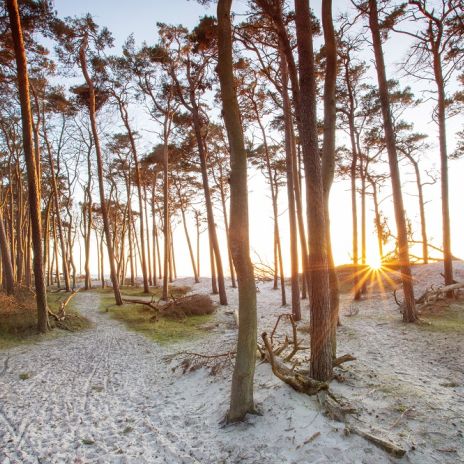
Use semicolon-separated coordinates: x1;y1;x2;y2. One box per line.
191;110;227;305
7;0;48;331
181;206;199;283
0;208;14;294
369;178;383;260
280;51;300;320
117;100;150;292
43;129;71;291
368;0;417;322
217;169;236;288
79;37;122;305
162;143;170;300
432;48;453;285
217;0;257;421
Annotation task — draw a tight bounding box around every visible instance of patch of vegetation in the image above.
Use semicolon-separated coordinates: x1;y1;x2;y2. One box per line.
0;289;91;350
418;303;464;333
19;372;30;380
99;284;215;344
81;438;95;445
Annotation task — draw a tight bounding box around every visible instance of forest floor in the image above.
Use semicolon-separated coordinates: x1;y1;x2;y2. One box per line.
0;262;463;463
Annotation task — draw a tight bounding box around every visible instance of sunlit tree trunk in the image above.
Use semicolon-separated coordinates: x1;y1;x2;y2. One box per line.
7;0;48;331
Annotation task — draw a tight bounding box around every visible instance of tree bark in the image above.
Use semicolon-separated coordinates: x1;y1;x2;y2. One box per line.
295;0;333;381
368;0;417;322
7;0;49;332
217;0;257;422
321;0;339;356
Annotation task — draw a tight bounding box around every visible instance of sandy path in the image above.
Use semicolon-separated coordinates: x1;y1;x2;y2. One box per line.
0;266;462;463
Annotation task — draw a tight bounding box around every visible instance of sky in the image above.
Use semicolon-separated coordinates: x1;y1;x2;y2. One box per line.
51;0;464;278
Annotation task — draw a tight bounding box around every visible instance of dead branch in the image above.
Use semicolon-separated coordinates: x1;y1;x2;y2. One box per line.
48;289;80;321
262;332;328;395
333;354;357;367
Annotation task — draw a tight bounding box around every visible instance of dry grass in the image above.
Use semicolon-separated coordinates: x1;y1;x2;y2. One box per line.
0;289;91;350
162;294;216;319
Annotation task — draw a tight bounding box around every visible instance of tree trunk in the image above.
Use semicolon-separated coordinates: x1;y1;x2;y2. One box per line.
181;206;199;283
432;47;453;286
280;51;301;320
7;0;48;332
217;0;257;422
78;36;122;305
162;142;170;300
118;100;149;293
368;0;417;322
295;0;333;381
43;128;71;292
321;0;339;356
0;208;14;294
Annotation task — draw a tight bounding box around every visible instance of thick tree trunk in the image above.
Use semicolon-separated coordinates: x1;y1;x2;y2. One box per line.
217;0;257;422
295;0;333;381
7;0;48;332
321;0;339;356
368;0;417;322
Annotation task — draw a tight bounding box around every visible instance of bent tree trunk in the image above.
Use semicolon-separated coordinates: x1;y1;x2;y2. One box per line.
368;0;416;322
217;0;257;422
7;0;49;332
78;36;122;306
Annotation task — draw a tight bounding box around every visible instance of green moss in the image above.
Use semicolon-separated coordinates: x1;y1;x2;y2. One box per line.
19;372;30;380
105;302;213;345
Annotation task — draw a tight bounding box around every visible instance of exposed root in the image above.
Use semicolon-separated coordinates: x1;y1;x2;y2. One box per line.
48;289;80;321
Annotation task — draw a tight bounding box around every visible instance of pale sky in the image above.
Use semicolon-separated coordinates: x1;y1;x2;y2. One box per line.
52;0;464;278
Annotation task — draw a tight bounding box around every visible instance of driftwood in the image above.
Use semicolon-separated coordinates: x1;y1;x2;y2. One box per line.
394;281;464;311
48;289;80;321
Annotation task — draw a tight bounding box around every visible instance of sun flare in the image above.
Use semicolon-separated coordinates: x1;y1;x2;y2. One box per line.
368;256;383;271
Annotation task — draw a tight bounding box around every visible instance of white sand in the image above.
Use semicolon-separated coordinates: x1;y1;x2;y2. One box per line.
0;262;462;463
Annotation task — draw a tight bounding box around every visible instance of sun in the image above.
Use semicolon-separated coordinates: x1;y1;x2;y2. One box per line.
368;256;383;270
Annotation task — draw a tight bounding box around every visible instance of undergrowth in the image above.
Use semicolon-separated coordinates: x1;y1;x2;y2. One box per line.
0;289;91;350
99;285;215;345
